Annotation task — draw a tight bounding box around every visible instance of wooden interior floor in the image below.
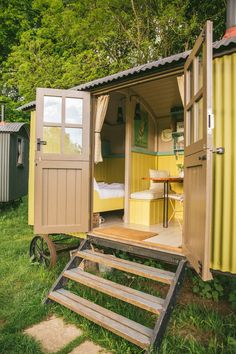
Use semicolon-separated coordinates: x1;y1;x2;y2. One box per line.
94;211;182;249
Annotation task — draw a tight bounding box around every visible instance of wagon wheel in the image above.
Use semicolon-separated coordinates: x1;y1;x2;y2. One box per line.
30;235;57;268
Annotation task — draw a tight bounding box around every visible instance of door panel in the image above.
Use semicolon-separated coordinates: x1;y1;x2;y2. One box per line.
35;88;91;234
183;21;213;280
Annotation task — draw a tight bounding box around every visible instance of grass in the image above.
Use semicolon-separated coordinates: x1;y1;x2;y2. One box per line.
0;197;235;353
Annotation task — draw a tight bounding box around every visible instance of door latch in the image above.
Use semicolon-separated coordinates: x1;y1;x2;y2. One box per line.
37;138;47;151
212;147;225;155
208;110;214;134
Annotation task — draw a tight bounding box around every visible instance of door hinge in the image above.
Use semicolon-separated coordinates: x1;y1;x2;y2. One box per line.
212;147;225;155
208;111;214;133
198;260;203;276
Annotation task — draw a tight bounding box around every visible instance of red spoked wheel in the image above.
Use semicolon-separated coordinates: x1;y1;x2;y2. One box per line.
29;235;57;268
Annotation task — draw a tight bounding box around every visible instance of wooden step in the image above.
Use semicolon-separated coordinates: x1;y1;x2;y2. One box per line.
76;250;175;284
49;288;153;349
64;268;164;314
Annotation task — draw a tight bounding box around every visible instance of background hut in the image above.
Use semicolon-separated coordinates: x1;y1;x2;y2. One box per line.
0;122;29;202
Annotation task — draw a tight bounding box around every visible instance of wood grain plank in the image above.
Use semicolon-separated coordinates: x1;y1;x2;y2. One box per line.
57;169;67;225
64;268;164;314
47;169;57;225
66;169;76;225
75;169;82;225
49;289;152;348
76;250;175;284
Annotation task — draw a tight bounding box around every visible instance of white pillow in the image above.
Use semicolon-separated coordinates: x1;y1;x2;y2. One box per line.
130;189;163;200
93;178;99;192
149;169;170;192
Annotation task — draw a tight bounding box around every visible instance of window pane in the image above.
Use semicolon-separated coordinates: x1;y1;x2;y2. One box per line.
64;128;82;154
196;49;203;92
196;98;203;141
187;64;194;103
43;127;61;153
17;138;24;166
44;96;62;123
65;98;83;124
187;107;194;146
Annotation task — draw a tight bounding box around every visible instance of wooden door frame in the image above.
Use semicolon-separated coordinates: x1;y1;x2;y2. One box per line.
183;21;213;280
90;90;131;225
90;68;184;227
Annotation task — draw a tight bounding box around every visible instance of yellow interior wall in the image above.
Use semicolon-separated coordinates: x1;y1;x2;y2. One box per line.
157;154;184;218
130;152;184;193
157;155;184;194
130;152;184;224
94;157;125;183
28;111;36;226
131;152;156;193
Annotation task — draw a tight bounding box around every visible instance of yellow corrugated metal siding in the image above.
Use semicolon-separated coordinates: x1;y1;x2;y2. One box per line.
212;53;236;274
94;157;125;183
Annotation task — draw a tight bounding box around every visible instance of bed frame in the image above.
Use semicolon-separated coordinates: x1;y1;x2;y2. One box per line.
93;190;124;213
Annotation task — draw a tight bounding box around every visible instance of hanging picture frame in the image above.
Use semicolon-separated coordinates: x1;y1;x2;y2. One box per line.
134;105;148;148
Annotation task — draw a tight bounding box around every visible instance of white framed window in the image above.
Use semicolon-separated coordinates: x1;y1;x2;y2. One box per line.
17;137;24;166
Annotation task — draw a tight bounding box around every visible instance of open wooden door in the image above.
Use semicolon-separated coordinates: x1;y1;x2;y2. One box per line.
183;21;213;280
34;88;92;234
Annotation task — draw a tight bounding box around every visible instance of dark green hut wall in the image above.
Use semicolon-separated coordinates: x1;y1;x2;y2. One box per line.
8;128;29;201
0;134;10;202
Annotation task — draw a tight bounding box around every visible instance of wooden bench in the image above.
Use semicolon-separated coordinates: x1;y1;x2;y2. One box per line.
129;198;171;226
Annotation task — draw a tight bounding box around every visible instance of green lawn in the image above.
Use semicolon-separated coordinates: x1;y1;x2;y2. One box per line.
0;198;236;354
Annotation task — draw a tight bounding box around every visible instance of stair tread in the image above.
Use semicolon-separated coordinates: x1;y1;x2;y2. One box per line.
49;288;152;349
64;268;164;314
76;250;175;284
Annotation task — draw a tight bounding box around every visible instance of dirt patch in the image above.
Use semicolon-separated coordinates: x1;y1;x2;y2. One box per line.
177;278;235;316
176;324;216;345
0;319;6;327
138;277;234;316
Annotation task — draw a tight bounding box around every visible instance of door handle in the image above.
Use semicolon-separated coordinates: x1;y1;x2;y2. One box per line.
199;155;207;161
213;147;225;155
37;138;47;151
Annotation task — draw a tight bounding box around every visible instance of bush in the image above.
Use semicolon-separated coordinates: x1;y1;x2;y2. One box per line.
192;276;224;301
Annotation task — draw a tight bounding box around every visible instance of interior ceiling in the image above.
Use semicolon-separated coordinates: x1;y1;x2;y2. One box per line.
131;75;183;119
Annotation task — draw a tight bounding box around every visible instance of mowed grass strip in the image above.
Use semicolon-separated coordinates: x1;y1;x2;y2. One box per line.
0;198;235;354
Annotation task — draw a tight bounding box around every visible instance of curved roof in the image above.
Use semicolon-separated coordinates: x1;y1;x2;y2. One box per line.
73;36;236;91
0;122;29;136
18;36;236;111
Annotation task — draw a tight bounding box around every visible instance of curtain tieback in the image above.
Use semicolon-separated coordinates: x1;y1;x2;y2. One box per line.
95;131;101;134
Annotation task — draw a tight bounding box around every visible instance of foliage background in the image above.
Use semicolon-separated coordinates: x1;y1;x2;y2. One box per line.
0;0;226;120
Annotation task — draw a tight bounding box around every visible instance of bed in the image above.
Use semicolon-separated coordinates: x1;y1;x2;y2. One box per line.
93;179;125;213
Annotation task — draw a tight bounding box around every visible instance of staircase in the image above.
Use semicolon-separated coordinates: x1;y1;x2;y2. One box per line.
45;239;186;352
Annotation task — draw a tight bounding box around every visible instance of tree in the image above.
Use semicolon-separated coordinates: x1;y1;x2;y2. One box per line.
0;0;35;64
0;0;226;111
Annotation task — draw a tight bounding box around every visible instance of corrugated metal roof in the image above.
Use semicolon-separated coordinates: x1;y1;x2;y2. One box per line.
73;36;236;91
17;101;36;111
74;51;189;91
0;122;29;135
18;36;236;111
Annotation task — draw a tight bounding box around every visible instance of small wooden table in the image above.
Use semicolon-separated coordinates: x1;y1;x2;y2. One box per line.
143;177;184;228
